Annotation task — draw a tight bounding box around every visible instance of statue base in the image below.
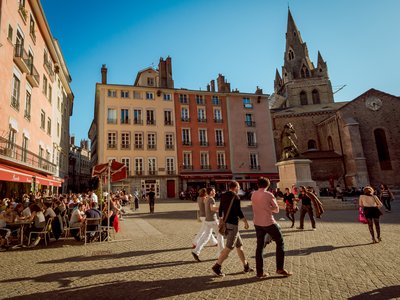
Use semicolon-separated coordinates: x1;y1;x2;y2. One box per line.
276;159;317;192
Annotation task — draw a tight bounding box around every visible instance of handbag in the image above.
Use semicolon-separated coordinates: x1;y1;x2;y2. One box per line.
218;195;236;236
358;207;368;224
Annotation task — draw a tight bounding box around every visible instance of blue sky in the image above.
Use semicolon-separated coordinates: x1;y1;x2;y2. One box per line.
41;0;400;144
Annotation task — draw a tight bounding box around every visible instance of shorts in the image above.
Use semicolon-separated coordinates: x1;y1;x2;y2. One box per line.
225;223;243;250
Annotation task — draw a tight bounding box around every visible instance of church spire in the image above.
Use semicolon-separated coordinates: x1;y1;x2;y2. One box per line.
286;8;303;46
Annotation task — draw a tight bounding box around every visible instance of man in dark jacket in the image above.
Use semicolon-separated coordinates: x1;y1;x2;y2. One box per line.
211;181;253;277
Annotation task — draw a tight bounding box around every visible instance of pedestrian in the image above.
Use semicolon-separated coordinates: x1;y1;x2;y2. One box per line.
147;187;156;213
192;187;224;262
379;184;393;213
297;186;316;230
251;177;292;278
133;188;140;211
211;181;253;277
359;186;383;243
192;188;218;249
283;187;297;228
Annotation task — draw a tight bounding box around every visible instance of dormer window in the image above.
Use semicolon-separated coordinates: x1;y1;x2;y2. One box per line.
147;77;154;86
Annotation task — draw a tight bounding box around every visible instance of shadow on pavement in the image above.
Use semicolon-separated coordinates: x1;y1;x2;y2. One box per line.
347;285;400;300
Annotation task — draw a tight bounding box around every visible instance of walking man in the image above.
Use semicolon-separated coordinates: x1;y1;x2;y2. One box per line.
211;181;253;277
251;177;292;278
297;186;316;230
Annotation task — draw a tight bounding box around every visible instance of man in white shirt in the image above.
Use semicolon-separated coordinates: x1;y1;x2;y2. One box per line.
90;191;98;207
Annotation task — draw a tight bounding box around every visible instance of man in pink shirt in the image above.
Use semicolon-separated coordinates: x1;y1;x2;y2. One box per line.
251;177;292;278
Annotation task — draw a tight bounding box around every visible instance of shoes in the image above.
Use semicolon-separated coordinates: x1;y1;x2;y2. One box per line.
296;227;304;230
372;239;378;244
257;273;269;279
212;263;225;277
378;237;382;242
29;237;41;248
243;262;254;273
191;244;196;249
191;252;201;262
276;269;293;277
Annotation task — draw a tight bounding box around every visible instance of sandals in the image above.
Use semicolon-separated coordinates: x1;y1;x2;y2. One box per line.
256;273;269;279
276;269;293;277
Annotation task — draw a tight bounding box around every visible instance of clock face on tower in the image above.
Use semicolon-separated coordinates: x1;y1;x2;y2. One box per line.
365;96;383;111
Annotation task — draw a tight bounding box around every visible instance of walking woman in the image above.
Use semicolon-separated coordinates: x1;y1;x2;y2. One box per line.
359;186;383;243
379;184;393;213
283;188;297;228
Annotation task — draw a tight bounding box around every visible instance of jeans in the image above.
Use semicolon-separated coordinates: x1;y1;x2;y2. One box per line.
299;204;316;229
255;224;285;275
382;197;391;211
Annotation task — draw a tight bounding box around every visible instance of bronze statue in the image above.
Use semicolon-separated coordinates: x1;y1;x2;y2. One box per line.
280;123;300;160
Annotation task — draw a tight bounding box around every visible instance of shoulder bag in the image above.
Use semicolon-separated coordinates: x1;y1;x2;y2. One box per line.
218;195;236;236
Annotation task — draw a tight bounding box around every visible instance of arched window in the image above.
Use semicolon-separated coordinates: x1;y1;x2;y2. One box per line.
300;65;310;78
327;136;333;150
312;89;320;104
374;128;392;170
308;140;317;150
300;91;308;105
288;49;294;61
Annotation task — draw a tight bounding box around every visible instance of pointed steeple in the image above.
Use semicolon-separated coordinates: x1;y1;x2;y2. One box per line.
317;51;326;67
286;8;303;46
274;69;283;93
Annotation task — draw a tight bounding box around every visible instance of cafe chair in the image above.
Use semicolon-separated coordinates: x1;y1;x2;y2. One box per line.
28;218;53;247
84;218;102;245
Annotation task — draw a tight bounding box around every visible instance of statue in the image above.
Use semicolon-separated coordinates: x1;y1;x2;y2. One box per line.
280;123;300;160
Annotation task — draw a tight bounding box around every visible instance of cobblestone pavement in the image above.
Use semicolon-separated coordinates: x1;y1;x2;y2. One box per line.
1;200;400;300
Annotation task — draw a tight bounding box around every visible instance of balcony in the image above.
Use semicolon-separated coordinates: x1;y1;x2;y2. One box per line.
198;118;207;123
166;170;176;175
214;118;223;123
0;137;56;174
250;165;261;170
182;165;193;170
107;143;117;149
216;141;225;147
43;60;55;82
120;118;130;124
133;119;143;125
147;144;156;150
165;144;174;150
199;141;209;146
245;121;256;127
134;144;143;150
182;141;192;146
164;120;174;126
146;120;156;125
200;165;211;170
121;144;131;150
148;170;158;175
26;63;40;87
248;142;257;147
181;117;190;122
13;44;30;74
217;165;227;169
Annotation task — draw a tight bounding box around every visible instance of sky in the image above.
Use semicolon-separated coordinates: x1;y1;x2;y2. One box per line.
40;0;400;144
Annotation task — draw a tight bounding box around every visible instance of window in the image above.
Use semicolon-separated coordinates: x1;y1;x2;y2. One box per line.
107;108;117;124
22;135;28;162
300;91;308;105
163;93;171;101
182;129;191;145
301;64;310;78
245;114;255;127
134;158;143;175
148;158;157;175
147;77;154;86
8;25;13;41
133;109;142;124
217;152;226;169
183;152;192;169
108;132;117;149
48;85;52;103
215;129;224;146
212;96;220;105
29;15;36;41
57;122;60;137
11;75;21;110
312;89;320;104
250;153;259;169
38;146;43;166
107;90;117;97
198;108;206;122
181;107;189;121
134;133;143;149
42;75;48;95
214;108;222;122
179;94;188;104
120;90;129;98
243;97;253;109
288;49;294;60
247;132;256;147
7;128;17;153
327;136;333;151
165;133;174;150
121;109;129;124
146;110;155;125
121;132;130;149
40;110;45;129
307;140;317;150
47;117;51;135
374;129;392;170
146;92;154;100
164;110;173;125
166;158;175;174
121;158;130;176
196;95;204;105
57;96;61;111
199;129;208;146
147;133;156;150
200;152;209;169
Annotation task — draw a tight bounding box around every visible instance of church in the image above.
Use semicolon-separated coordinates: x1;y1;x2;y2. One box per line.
270;10;400;190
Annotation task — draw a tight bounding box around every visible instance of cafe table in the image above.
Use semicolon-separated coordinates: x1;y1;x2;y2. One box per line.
6;220;33;248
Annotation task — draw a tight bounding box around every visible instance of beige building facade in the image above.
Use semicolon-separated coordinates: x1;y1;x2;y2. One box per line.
0;0;73;197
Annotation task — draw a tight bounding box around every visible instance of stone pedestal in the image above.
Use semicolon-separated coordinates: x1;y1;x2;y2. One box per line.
276;159;317;192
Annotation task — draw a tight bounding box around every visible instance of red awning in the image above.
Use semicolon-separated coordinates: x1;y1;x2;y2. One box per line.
0;164;33;183
4;165;63;187
92;160;127;183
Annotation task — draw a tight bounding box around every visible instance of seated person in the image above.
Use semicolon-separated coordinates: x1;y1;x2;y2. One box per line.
85;202;102;241
26;204;46;247
69;203;86;241
0;205;12;249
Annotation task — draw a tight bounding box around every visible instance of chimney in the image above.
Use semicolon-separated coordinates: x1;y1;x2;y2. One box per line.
159;58;167;88
70;136;75;146
210;80;215;92
101;64;107;84
207;84;210;92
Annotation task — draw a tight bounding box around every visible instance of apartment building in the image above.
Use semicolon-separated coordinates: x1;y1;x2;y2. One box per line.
68;138;91;192
0;0;73;198
89;58;178;198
